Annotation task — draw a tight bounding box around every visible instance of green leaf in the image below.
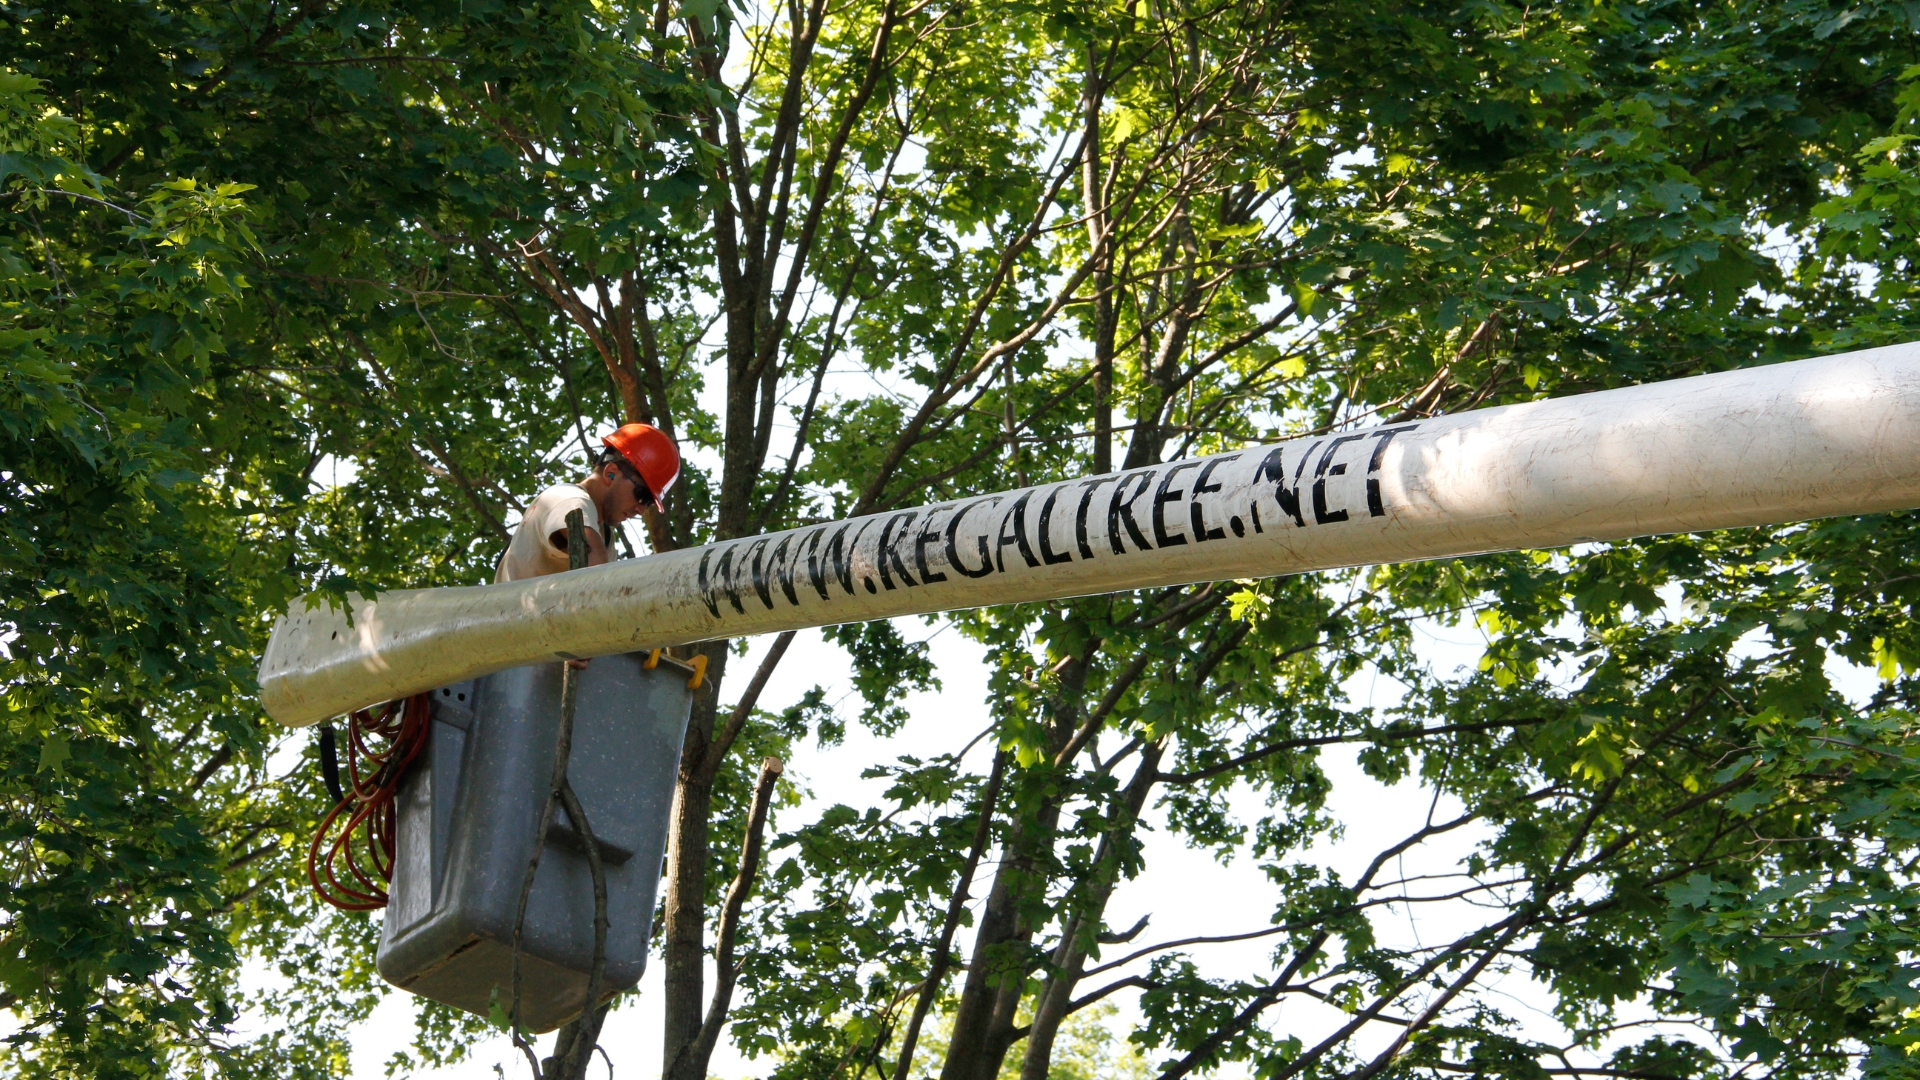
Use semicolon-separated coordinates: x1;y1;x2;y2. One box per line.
36;732;69;775
1668;874;1718;910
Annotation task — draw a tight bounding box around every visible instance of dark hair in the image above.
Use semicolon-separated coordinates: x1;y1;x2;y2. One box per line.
593;447;654;505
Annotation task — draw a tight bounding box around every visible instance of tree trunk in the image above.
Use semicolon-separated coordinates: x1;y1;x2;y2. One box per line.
1016;743;1164;1080
937;795;1061;1080
938;639;1097;1080
660;641;732;1080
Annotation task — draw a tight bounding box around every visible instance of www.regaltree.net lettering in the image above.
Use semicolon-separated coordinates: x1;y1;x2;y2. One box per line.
693;426;1417;622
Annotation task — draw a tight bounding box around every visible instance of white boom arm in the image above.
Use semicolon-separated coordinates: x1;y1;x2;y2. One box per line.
260;342;1920;728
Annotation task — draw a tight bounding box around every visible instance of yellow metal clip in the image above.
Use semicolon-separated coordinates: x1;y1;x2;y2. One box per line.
644;648;662;670
686;653;708;690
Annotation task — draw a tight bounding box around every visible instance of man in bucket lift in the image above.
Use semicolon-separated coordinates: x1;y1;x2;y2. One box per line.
495;423;681;583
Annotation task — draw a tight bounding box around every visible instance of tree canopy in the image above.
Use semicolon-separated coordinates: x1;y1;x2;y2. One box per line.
4;1;1920;1078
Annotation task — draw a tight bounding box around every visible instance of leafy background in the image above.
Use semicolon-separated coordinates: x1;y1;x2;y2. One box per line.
5;0;1920;1078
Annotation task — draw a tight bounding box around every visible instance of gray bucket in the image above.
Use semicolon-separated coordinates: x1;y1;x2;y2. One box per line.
374;652;694;1032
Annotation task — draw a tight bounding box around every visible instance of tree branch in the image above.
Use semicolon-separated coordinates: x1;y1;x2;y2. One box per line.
188;744;235;794
699;630;798;780
1156;717;1553;785
893;750;1009;1080
673;756;784;1080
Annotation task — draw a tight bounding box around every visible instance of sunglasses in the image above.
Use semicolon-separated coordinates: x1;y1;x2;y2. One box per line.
623;469;657;509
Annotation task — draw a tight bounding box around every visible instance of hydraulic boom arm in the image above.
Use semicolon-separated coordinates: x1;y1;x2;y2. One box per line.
260;342;1920;728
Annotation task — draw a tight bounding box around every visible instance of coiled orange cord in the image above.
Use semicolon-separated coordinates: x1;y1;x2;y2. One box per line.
306;693;433;911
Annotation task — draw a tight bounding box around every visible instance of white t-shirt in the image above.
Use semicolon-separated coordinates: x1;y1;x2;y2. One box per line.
495;484;601;583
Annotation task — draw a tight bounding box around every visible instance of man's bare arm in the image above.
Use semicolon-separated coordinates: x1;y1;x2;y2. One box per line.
547;527;610;567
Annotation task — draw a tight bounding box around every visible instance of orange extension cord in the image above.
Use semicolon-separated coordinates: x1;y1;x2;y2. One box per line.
306;693;432;911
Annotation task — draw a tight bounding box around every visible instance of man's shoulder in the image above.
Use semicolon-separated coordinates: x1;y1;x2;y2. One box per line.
529;482;592;508
524;482;597;530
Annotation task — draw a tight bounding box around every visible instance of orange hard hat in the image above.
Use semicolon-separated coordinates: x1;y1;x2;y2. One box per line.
603;423;680;502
